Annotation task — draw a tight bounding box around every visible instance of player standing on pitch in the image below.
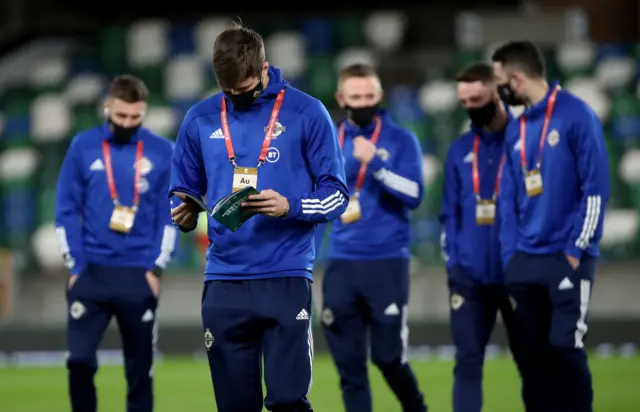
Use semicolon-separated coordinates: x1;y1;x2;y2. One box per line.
55;75;177;412
169;25;348;412
441;62;531;412
320;63;428;412
493;41;610;412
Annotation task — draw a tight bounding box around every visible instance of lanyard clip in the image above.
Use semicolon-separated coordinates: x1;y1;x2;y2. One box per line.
229;157;238;168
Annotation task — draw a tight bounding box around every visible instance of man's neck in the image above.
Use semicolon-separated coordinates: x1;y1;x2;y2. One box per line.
261;73;270;89
524;79;549;106
485;103;508;132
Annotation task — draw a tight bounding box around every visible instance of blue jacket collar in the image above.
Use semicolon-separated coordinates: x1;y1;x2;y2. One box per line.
341;108;390;135
524;80;561;117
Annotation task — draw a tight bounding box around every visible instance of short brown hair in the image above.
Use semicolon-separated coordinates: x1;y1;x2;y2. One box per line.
213;25;265;90
108;75;148;103
491;41;545;78
338;63;378;83
455;62;495;83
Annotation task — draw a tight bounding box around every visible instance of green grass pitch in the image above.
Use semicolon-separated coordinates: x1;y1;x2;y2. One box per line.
1;355;638;411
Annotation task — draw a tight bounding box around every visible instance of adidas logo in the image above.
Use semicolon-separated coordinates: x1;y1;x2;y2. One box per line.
209;128;224;139
384;303;400;316
296;309;309;320
141;309;154;322
558;277;574;290
89;159;104;171
513;140;522;151
463;152;474;163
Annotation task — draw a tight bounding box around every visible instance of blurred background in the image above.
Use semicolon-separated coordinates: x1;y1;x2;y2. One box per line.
1;0;640;361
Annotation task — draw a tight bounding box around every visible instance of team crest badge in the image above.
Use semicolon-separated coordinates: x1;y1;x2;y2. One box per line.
321;308;334;326
135;157;154;175
204;329;215;350
450;293;464;310
377;148;390;161
70;301;86;320
547;129;560;147
265;121;286;138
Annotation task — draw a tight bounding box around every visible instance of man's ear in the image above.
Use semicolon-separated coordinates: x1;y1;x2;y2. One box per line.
335;91;345;108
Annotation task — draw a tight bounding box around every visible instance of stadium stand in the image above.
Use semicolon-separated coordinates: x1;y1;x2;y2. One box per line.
1;13;638;275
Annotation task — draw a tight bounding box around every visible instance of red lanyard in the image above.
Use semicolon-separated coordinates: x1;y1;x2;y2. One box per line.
102;140;144;208
519;86;560;171
220;89;286;167
472;135;505;200
338;116;382;193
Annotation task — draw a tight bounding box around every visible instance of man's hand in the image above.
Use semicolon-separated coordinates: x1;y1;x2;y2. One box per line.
145;271;160;297
241;189;290;217
68;275;78;290
352;136;377;164
171;201;199;229
566;254;580;270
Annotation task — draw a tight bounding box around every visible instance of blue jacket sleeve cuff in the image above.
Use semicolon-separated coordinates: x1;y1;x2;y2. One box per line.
286;196;302;219
70;264;86;276
368;155;387;174
369;155;387;173
445;259;457;270
501;252;514;271
564;245;583;261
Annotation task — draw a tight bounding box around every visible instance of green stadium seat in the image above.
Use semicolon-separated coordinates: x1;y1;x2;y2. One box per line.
604;135;630;208
306;55;338;106
130;65;165;102
0;87;33;117
37;141;69;187
36;187;56;226
334;16;366;49
72;103;101;135
99;26;128;75
452;49;484;73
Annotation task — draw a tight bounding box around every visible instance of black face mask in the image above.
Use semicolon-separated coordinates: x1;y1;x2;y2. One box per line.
498;83;525;106
467;100;498;127
346;105;377;128
109;119;140;144
224;79;264;111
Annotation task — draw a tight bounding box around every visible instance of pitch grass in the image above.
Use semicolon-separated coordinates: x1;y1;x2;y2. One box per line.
1;355;638;411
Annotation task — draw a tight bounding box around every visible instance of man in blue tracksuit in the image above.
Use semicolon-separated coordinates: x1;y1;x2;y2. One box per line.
55;75;177;412
168;26;348;412
441;62;529;412
492;41;610;412
321;63;428;412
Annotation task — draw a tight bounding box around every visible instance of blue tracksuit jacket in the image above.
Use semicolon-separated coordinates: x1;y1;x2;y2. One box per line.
169;65;349;281
440;122;508;284
327;110;424;260
55;124;177;276
499;82;610;267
